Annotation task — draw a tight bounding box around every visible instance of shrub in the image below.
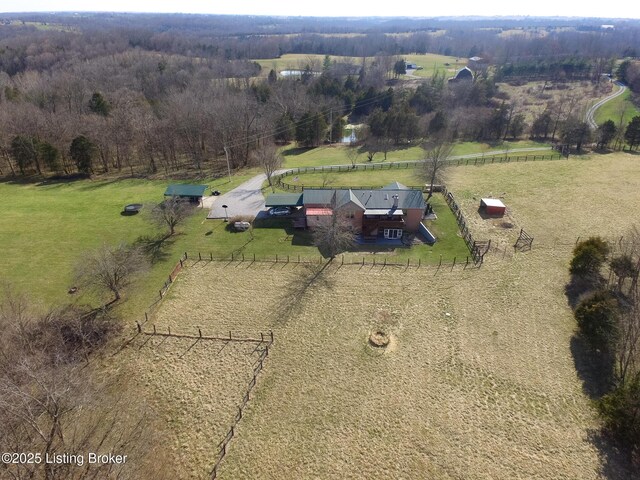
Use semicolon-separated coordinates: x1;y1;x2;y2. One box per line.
570;237;610;279
599;378;640;459
575;289;619;353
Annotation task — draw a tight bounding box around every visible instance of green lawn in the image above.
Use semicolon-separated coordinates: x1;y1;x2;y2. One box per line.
0;172;257;310
0;166;468;314
594;88;640;127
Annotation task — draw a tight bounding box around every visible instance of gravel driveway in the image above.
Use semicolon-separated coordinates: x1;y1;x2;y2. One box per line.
207;173;269;219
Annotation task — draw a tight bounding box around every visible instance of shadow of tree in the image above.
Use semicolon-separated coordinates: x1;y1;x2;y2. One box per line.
570;335;614;399
133;234;175;264
587;428;636;479
276;261;335;324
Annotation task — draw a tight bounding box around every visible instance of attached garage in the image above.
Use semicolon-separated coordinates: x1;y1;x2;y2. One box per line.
480;198;506;216
264;193;303;208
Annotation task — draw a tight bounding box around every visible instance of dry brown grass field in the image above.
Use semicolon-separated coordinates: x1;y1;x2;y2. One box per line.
118;152;640;479
497;80;614;124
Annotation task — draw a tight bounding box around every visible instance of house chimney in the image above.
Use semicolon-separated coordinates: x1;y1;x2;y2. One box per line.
392;194;399;208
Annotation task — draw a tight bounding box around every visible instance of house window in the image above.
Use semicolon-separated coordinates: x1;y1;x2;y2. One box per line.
383;228;403;239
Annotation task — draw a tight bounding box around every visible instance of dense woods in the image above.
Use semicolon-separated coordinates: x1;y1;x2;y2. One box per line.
0;13;639;178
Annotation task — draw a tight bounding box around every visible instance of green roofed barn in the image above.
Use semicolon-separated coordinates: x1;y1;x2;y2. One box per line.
164;184;208;203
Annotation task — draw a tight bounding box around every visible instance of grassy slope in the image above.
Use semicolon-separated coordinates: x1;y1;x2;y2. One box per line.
0;172;257;308
281;140;551;169
594;87;640;126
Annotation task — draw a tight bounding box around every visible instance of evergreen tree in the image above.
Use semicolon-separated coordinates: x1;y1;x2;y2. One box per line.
624;116;640;149
70;135;96;174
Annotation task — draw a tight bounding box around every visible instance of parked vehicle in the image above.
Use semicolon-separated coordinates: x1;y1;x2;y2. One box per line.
269;207;291;216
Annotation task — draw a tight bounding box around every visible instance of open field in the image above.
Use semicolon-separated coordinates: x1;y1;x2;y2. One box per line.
119;152;640;479
594;87;640;126
496;80;613;124
252;53;462;78
281;140;551;168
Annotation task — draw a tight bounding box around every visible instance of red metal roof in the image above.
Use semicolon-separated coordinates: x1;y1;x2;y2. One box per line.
306;208;333;216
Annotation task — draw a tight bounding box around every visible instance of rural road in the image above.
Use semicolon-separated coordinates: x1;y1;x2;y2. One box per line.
586;81;626;129
206;146;553;219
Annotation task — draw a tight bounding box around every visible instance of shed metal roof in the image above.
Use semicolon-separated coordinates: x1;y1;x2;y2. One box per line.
480;198;506;208
265;193;303;207
164;184;208;197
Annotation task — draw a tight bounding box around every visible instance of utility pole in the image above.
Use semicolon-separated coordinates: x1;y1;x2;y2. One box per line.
223;145;232;183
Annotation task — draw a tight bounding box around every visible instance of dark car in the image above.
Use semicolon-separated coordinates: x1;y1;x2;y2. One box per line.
211;190;221;196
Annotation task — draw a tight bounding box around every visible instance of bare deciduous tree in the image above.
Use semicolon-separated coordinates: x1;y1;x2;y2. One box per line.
75;243;147;302
312;193;356;259
252;142;283;192
151;196;195;237
420;137;453;202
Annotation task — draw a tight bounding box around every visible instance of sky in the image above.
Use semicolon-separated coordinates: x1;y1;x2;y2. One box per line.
0;0;639;20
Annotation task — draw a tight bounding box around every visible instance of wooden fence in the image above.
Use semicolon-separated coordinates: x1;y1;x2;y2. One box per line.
441;187;490;265
186;251;479;271
210;333;274;479
274;153;564;191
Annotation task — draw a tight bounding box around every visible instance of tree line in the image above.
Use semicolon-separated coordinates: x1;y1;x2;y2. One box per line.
567;233;640;465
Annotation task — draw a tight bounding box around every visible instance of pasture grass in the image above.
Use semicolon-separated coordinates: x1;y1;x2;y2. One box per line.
117;152;640;479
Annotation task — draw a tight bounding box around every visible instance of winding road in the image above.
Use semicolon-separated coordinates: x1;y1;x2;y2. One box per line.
586;81;627;129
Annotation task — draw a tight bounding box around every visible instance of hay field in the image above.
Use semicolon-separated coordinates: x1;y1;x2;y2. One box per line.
124;152;640;479
118;331;264;478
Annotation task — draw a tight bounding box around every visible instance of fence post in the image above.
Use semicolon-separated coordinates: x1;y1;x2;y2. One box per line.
452;256;456;269
159;289;163;298
242;253;244;261
254;253;256;262
145;311;148;322
210;252;213;261
136;321;142;333
199;328;202;338
298;254;300;263
439;255;442;267
341;255;344;265
153;324;156;334
180;258;183;267
199;252;202;261
362;257;365;266
407;258;410;267
184;252;188;259
418;258;421;268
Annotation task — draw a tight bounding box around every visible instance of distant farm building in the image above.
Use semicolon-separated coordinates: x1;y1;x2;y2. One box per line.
480;198;506;217
449;66;474;82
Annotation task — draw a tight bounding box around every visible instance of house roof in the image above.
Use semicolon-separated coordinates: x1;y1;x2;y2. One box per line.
164;184;208;197
303;187;425;211
265;193;303;207
480;198;506;208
